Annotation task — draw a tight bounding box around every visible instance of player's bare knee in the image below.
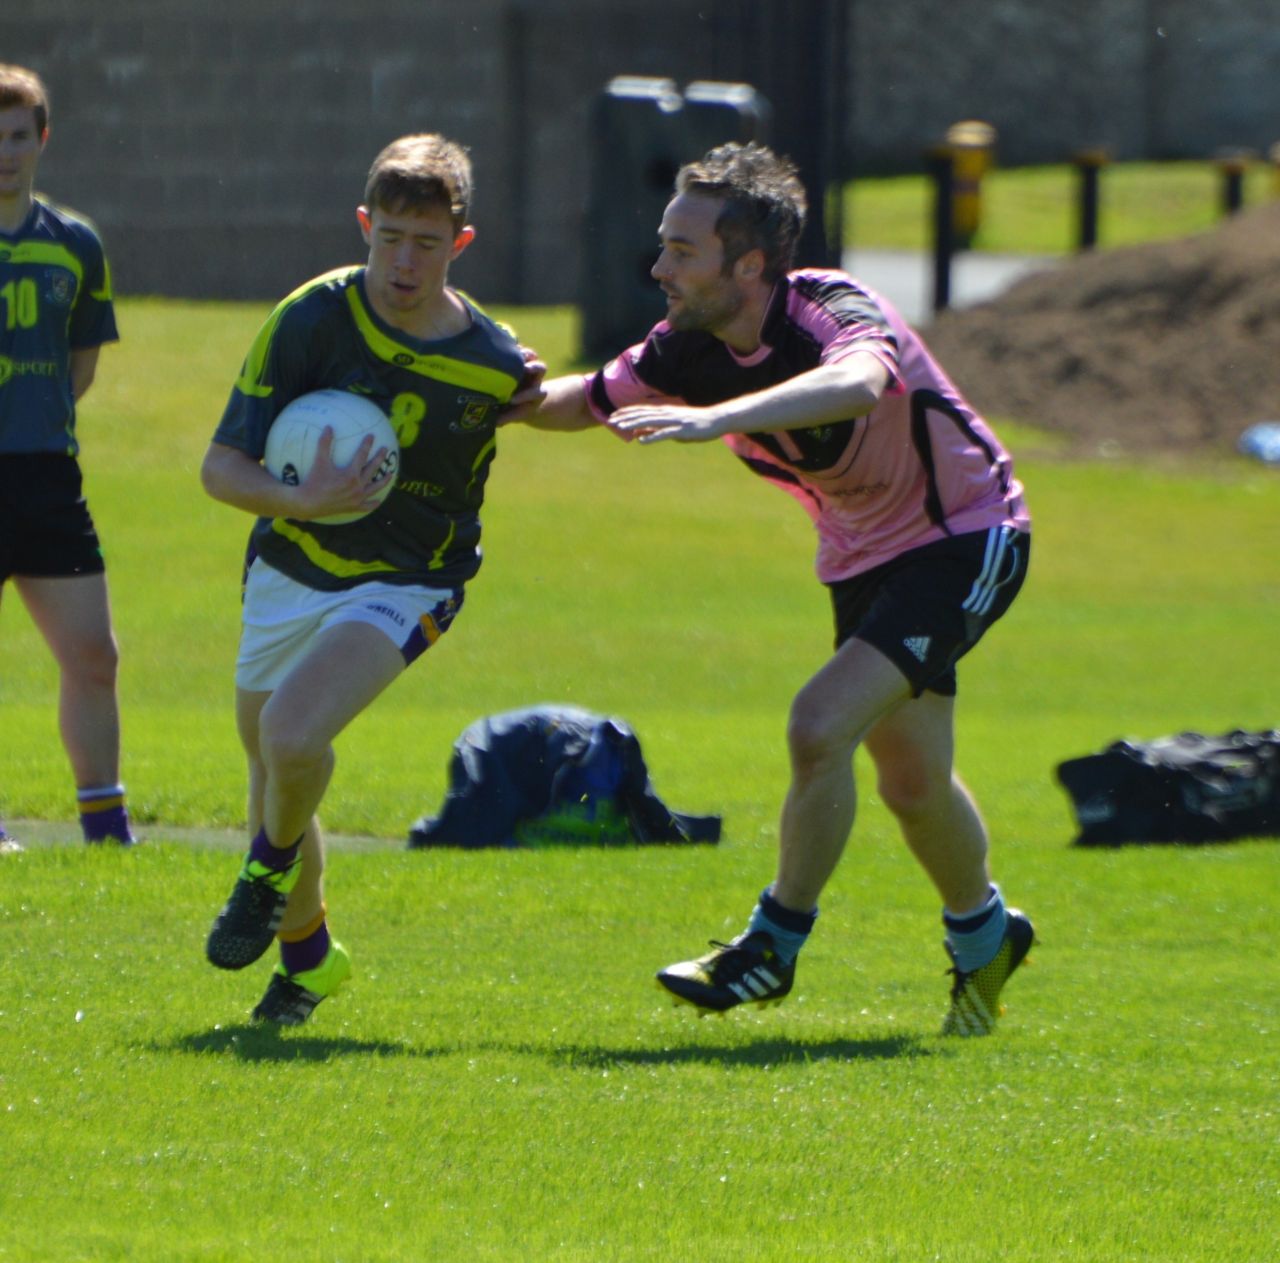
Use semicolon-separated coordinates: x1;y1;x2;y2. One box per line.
787;696;854;778
68;634;120;690
257;709;329;776
876;760;952;821
876;766;936;820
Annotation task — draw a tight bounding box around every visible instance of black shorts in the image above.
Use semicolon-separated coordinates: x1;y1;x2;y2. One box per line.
828;527;1029;698
0;454;106;583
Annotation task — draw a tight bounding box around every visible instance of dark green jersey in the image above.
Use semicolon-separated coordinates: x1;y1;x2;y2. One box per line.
213;267;524;591
0;197;118;455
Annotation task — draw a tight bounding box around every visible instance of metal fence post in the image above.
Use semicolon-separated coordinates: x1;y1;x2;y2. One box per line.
1073;147;1109;251
927;146;955;314
1214;148;1252;215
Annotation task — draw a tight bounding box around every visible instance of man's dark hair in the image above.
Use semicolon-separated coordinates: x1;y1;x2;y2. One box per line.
675;142;807;282
364;133;472;231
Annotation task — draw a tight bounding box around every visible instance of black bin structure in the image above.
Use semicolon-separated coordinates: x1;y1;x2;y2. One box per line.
580;77;770;360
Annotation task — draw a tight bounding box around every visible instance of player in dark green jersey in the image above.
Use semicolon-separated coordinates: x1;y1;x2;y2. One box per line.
0;63;135;850
201;133;533;1024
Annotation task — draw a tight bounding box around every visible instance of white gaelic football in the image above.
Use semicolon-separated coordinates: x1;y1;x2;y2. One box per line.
263;389;400;525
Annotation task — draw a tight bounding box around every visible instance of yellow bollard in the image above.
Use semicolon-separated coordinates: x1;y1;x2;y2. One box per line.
944;120;997;246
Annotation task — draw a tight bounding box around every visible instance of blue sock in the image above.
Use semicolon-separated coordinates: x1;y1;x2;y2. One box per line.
744;888;817;965
248;827;300;872
943;884;1008;972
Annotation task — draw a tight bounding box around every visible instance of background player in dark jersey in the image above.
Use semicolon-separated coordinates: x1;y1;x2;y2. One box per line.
201;134;529;1024
514;143;1034;1036
0;63;135;850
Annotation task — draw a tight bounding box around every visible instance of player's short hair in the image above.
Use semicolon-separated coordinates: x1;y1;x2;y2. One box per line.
675;142;807;282
364;134;472;232
0;63;50;135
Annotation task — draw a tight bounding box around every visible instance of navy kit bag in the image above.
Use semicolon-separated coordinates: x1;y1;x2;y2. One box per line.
408;705;722;850
1056;729;1280;846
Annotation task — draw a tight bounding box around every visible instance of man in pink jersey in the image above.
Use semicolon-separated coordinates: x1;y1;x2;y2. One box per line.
516;142;1034;1035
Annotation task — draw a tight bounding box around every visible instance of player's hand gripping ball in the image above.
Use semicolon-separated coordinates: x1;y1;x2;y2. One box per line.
264;389;400;524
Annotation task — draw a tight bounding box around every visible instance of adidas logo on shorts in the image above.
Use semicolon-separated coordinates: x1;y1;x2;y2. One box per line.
904;635;932;662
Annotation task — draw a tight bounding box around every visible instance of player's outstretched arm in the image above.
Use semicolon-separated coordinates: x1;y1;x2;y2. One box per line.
502;374;598;431
201;432;387;521
611;353;891;444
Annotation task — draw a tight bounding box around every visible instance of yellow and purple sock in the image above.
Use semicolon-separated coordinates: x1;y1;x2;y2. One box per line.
248;827;301;872
78;784;136;845
279;907;331;976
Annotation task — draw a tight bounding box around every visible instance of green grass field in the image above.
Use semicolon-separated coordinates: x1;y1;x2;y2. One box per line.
1;297;1277;1261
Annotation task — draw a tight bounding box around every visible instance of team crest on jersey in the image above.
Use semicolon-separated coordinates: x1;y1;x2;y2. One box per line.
46;270;76;307
451;397;494;432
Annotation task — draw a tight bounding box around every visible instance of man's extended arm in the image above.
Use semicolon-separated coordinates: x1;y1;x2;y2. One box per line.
610;352;891;444
503;374;598;431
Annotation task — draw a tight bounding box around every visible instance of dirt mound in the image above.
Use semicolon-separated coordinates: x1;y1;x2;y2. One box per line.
921;201;1280;454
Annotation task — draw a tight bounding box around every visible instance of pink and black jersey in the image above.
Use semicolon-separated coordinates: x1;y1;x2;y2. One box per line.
584;268;1029;583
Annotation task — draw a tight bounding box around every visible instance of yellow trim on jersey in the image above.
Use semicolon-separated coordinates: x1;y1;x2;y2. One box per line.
345;285;520;401
0;241;85;289
235;267;361;399
270;518;406;578
425;520;456;571
465;435;496;495
93;254;114;303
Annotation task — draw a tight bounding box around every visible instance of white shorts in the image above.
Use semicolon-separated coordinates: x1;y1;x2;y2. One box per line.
236;559;464;692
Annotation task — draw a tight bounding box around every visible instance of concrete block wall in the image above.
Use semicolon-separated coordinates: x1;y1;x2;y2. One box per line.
5;0;1277;304
11;0;514;300
847;0;1280;169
